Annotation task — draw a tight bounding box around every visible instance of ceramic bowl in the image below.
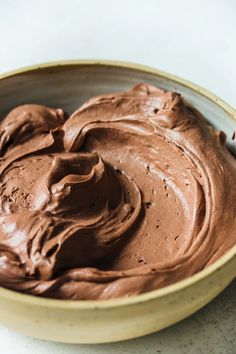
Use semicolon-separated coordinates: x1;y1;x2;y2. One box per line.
0;60;235;344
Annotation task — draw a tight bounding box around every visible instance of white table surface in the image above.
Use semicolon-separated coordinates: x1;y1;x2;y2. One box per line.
0;1;235;353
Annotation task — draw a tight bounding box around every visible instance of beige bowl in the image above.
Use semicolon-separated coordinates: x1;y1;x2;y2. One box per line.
0;60;235;344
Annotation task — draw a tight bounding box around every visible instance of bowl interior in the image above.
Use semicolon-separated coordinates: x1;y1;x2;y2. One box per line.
0;62;235;154
0;61;235;309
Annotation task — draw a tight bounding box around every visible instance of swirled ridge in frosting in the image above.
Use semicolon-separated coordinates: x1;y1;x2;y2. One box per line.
0;84;235;300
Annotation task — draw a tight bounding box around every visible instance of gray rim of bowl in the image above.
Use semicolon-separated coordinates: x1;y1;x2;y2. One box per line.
0;59;235;309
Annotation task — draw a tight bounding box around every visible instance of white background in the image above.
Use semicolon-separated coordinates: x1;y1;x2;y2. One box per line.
0;1;235;353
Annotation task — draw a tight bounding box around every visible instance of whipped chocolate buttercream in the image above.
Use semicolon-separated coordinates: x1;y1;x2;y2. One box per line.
0;84;235;300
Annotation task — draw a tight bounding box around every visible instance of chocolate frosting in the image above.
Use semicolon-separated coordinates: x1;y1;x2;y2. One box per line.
0;84;235;300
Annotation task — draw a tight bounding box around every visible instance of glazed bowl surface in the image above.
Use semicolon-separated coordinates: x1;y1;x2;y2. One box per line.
0;60;235;343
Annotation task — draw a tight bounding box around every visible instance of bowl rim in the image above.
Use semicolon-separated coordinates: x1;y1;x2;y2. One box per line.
0;59;235;310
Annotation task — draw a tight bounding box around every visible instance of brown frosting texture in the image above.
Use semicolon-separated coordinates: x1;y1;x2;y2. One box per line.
0;84;235;300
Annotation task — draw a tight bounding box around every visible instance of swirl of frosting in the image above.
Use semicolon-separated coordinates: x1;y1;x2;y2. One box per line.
0;84;235;300
0;104;66;156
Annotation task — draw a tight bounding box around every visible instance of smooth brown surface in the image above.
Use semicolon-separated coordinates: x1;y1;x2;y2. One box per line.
0;83;235;300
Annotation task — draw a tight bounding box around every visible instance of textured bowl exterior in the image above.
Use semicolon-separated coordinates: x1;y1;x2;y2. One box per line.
0;60;235;343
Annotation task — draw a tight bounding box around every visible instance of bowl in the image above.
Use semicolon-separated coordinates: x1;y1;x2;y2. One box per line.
0;60;235;344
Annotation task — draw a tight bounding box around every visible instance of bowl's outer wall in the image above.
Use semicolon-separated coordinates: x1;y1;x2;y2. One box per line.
0;62;235;343
0;251;235;343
